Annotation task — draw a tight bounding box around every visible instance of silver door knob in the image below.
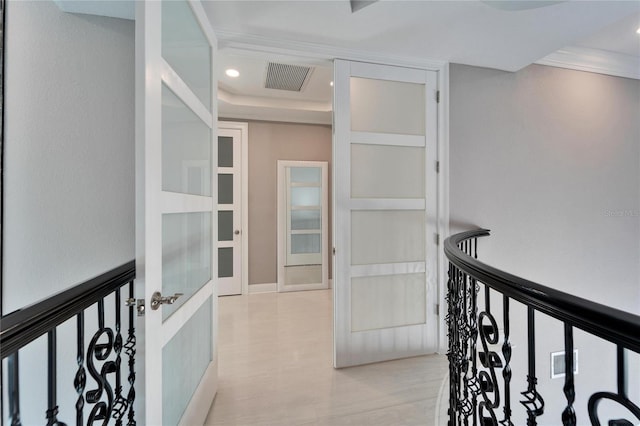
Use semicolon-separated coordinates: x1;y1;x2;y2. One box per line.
234;229;241;235
150;291;183;310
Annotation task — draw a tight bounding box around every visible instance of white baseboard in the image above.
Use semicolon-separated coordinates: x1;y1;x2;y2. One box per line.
248;283;277;293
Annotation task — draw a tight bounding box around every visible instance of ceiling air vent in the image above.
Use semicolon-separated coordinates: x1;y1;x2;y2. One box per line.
265;62;312;92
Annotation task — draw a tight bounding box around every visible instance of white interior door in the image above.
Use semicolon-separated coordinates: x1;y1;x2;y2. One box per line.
333;59;439;368
135;1;218;424
217;122;246;296
277;161;329;292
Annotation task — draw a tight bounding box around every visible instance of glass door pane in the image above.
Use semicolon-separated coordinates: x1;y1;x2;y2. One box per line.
162;212;212;321
162;84;211;196
162;0;211;110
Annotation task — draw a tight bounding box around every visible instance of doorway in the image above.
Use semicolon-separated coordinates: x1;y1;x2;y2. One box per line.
216;49;443;367
277;160;329;292
217;121;248;296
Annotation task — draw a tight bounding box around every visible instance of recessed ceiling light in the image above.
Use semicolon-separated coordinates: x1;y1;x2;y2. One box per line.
637;27;640;35
330;81;334;87
225;69;240;78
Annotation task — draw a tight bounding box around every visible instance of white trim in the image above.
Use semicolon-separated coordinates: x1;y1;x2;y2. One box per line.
278;282;328;292
219;88;331;113
178;358;218;426
350;61;428;83
350;131;425;147
248;283;277;293
437;63;450;354
536;46;640;81
218;121;250;296
217;30;447;71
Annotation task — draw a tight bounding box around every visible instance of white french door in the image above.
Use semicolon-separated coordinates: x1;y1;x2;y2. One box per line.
135;0;218;424
277;161;329;292
217;122;246;296
333;60;439;368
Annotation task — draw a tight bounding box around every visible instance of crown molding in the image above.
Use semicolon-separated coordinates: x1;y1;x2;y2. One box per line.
535;46;640;80
53;0;135;20
218;88;331;113
216;30;447;71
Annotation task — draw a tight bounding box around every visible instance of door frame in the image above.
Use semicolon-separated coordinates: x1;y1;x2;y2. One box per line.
218;39;450;354
218;120;249;295
276;160;329;292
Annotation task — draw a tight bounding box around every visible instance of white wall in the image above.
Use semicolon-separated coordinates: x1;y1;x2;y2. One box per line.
449;63;640;423
3;0;135;313
2;2;134;424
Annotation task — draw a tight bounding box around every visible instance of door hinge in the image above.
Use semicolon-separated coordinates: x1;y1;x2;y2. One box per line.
125;298;146;316
436;304;440;316
333;247;336;255
435;233;440;245
436;161;440;173
436;90;440;103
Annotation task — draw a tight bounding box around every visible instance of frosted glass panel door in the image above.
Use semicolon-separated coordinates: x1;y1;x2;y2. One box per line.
277;161;328;292
333;60;439;367
135;1;218;424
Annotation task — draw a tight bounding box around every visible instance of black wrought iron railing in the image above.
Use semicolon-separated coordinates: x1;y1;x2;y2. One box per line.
0;261;136;425
445;229;640;426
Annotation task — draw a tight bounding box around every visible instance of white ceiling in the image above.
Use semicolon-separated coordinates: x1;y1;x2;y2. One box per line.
208;1;639;123
204;1;639;71
53;0;640;123
575;11;640;56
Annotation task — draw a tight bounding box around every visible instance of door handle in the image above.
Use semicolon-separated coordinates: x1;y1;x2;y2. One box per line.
150;291;183;310
234;229;241;235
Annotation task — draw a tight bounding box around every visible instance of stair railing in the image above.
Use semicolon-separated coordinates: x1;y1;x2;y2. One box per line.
0;261;136;425
445;229;640;426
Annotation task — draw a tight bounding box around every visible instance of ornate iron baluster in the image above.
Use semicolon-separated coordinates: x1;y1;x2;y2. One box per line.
447;262;458;426
561;324;576;425
520;307;544;425
460;270;472;423
112;289;127;425
75;312;86;426
86;299;117;424
587;346;640;425
471;238;479;426
478;285;501;426
500;296;513;426
7;352;21;426
125;281;137;425
448;261;469;426
46;329;66;425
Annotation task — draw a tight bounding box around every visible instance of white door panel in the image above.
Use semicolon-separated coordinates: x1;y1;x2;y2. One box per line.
135;0;218;424
333;59;439;368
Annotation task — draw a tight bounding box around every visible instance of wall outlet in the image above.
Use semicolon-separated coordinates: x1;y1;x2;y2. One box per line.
551;349;579;379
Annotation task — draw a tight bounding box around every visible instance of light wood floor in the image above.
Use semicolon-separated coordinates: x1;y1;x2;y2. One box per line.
204;290;448;426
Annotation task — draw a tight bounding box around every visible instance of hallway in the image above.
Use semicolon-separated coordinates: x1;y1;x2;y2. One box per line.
205;290;448;425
